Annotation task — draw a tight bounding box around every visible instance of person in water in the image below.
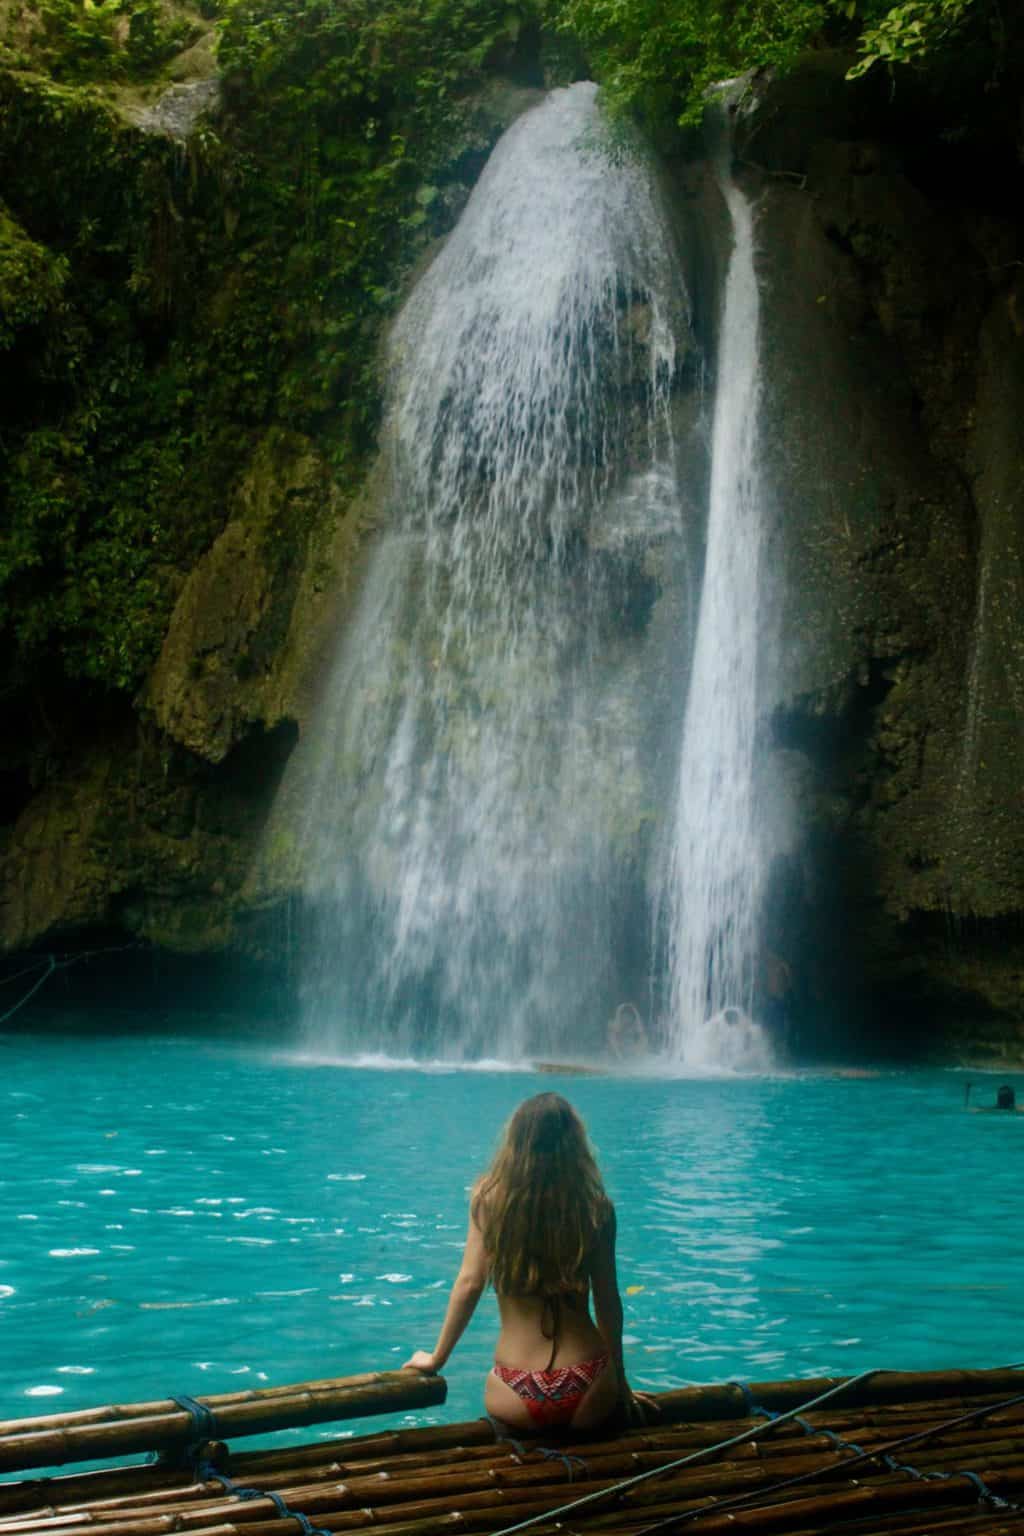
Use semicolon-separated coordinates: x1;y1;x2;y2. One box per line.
606;1003;648;1061
403;1092;654;1432
966;1082;1023;1111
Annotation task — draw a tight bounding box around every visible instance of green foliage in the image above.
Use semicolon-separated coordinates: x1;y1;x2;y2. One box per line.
0;205;69;346
847;0;976;77
1;342;232;688
1;0;201;81
0;0;1005;714
0;0;540;699
546;0;830;127
542;0;987;126
215;0;537;442
0;76;228;690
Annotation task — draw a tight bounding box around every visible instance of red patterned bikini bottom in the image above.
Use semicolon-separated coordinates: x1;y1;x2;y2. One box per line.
492;1353;610;1428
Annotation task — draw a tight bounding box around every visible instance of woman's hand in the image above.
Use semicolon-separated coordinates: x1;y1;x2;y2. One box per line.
622;1385;661;1426
402;1349;439;1373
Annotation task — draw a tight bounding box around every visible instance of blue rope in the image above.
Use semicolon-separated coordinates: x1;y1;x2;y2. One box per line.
957;1469;1011;1509
727;1380;758;1417
488;1415;530;1458
730;1383;1020;1520
170;1392;218;1441
487;1414;589;1481
166;1393;331;1536
739;1380;864;1453
290;1512;330;1536
882;1453;934;1481
744;1392;865;1458
193;1457;333;1535
876;1456;1012;1509
200;1468;236;1493
536;1446;589;1482
789;1412;863;1457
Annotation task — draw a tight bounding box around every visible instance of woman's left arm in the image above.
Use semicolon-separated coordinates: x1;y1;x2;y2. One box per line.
592;1204;659;1424
403;1202;488;1373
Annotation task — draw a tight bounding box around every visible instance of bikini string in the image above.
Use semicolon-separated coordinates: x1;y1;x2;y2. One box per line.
542;1294;560;1372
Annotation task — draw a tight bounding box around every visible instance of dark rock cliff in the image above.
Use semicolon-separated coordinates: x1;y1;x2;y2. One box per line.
726;54;1024;1059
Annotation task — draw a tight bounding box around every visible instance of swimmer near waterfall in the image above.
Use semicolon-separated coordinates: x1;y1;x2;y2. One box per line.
964;1082;1023;1112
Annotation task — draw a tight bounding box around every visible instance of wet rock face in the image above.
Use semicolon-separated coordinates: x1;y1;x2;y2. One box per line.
0;429;360;958
133;80;221;140
145;433;331;766
724;56;1024;1055
0;713;296;957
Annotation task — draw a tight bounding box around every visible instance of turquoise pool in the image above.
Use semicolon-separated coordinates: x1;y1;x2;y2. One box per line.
2;1035;1021;1455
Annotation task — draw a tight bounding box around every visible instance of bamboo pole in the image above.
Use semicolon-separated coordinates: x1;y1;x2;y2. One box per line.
5;1441;922;1536
235;1419;503;1473
30;1407;989;1526
0;1415;805;1520
16;1362;999;1472
8;1448;1024;1536
233;1397;1024;1474
0;1431;859;1529
665;1464;1024;1533
1;1448;850;1534
0;1374;423;1439
844;1517;1024;1536
0;1431;807;1526
650;1369;1024;1425
5;1368;1024;1536
210;1381;1024;1479
0;1376;447;1474
25;1439;1004;1536
7;1413;1024;1532
0;1425;498;1524
576;1463;1024;1533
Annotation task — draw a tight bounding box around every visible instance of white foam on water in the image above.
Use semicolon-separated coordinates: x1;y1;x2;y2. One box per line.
285;1050;526;1075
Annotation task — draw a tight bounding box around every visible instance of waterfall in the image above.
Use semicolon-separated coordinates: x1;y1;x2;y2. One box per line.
655;93;774;1071
297;84;690;1062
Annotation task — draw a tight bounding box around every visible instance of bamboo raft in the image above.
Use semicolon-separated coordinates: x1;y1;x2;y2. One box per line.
3;1366;1024;1536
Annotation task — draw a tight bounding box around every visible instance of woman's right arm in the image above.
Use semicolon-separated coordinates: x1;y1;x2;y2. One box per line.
402;1201;488;1373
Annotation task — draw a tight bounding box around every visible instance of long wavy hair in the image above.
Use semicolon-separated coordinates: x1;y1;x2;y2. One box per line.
471;1093;611;1297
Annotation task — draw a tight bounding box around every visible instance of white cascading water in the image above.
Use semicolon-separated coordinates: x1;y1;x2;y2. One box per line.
656;94;774;1071
298;84;689;1061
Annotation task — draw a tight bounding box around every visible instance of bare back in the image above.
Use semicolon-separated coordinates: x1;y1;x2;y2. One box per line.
493;1287;608;1371
485;1208;623;1430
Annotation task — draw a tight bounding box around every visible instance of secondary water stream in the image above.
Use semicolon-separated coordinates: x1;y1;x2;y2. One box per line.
655;96;773;1070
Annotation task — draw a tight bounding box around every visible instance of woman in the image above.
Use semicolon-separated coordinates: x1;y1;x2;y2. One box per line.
403;1093;653;1432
